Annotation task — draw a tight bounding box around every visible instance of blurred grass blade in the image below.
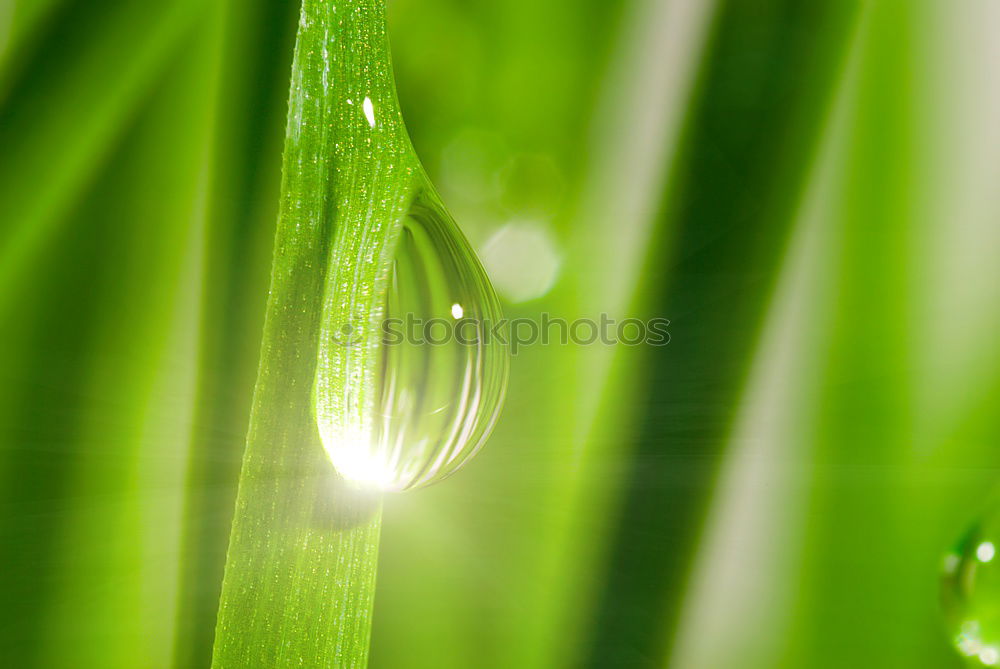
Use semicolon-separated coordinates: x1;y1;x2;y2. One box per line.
667;32;860;665
915;2;1000;451
785;3;939;666
0;0;64;98
581;1;859;664
511;0;719;666
6;13;224;667
0;0;201;304
171;0;299;666
0;0;62;58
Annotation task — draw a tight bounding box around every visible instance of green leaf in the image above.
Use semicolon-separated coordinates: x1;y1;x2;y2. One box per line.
211;1;430;666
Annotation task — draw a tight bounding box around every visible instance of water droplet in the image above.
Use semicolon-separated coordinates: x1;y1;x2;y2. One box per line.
942;515;1000;665
314;178;509;492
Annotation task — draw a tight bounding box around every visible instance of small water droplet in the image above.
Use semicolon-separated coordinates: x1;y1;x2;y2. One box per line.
943;514;1000;665
314;178;509;492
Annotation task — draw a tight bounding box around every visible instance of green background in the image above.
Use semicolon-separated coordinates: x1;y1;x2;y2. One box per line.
2;0;998;667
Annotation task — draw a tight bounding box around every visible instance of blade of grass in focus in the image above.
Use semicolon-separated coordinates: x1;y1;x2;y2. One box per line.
210;1;427;666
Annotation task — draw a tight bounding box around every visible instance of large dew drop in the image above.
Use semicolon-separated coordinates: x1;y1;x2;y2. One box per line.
942;513;1000;666
313;174;509;492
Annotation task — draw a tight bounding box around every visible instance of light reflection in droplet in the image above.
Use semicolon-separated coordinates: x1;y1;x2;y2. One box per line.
362;96;376;127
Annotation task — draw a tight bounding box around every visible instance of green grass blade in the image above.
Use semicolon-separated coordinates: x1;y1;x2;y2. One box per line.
667;37;859;665
171;2;298;667
3;17;224;666
580;1;859;664
211;1;424;666
0;0;64;99
784;4;961;666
